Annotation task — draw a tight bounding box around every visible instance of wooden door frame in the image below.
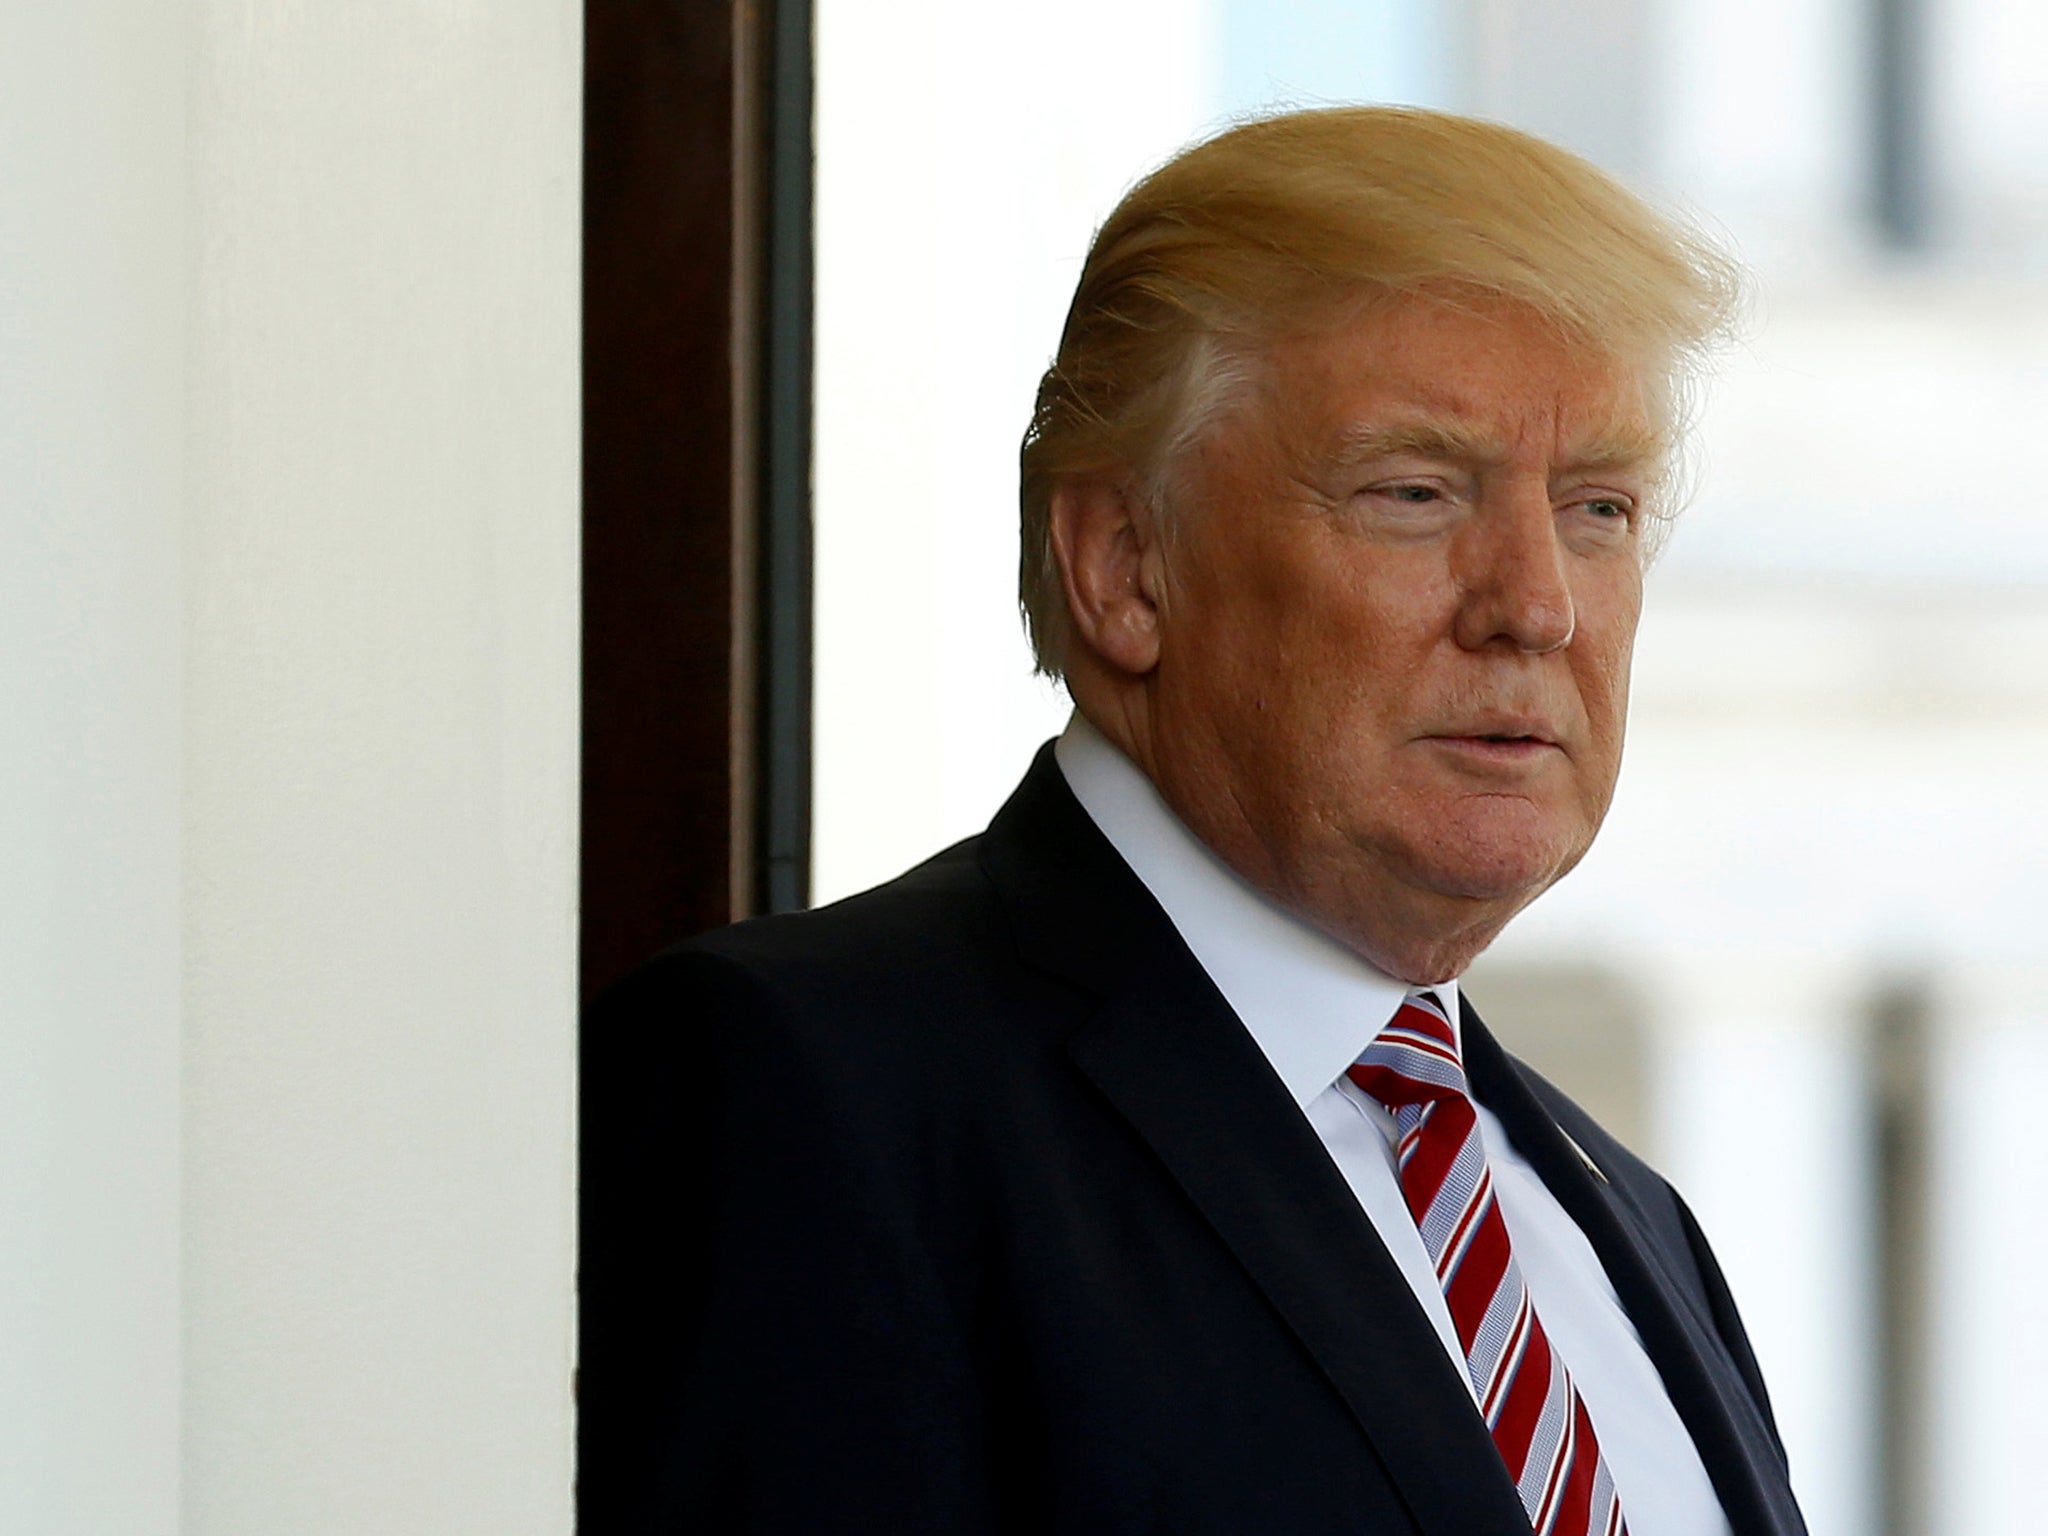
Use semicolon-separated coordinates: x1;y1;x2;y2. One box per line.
579;0;812;1007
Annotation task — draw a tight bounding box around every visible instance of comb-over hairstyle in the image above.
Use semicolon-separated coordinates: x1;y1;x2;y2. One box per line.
1018;105;1744;678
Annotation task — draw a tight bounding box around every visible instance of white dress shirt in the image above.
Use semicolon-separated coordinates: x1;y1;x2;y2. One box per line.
1055;715;1732;1536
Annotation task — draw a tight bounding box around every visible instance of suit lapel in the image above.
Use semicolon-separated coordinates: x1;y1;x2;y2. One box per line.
981;751;1531;1536
1462;1005;1808;1536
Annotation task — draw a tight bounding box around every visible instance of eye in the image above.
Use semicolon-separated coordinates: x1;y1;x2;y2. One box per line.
1568;493;1637;528
1342;474;1464;538
1389;483;1439;503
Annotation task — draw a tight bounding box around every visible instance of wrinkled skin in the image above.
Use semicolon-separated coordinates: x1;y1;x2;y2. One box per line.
1052;293;1661;983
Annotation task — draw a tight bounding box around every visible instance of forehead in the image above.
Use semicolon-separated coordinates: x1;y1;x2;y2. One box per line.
1264;293;1665;469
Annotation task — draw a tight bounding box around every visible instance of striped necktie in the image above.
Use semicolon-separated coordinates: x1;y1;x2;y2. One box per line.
1346;991;1627;1536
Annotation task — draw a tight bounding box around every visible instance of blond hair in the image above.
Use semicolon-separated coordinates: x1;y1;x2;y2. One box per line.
1018;105;1744;677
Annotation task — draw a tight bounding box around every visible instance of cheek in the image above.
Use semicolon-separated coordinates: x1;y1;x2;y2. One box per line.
1174;526;1439;740
1576;581;1642;724
1180;570;1325;700
1585;646;1632;721
1569;647;1638;820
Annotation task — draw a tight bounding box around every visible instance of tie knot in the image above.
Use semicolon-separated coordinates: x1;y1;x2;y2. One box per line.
1345;992;1470;1113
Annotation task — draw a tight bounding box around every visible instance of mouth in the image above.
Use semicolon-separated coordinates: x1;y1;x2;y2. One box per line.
1423;728;1564;767
1431;721;1560;747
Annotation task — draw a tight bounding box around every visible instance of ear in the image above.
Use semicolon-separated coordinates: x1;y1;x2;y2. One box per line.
1048;477;1166;677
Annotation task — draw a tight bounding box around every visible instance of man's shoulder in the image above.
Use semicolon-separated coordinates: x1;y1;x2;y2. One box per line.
681;832;1006;985
585;828;1081;1079
602;740;1148;1037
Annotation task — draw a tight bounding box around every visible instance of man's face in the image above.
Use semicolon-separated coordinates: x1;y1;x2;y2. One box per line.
1142;293;1658;983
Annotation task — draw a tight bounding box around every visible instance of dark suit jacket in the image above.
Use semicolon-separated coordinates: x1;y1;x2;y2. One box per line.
579;747;1808;1535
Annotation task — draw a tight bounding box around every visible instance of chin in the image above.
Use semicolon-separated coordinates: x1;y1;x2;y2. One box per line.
1397;821;1584;906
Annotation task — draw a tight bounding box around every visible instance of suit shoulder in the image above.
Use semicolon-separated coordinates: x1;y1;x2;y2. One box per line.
585;832;1063;1087
672;832;1014;997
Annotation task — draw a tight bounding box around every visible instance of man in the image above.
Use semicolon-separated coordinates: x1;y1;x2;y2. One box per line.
580;107;1805;1535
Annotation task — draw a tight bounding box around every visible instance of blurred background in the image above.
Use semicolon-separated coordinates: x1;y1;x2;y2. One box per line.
813;4;2048;1535
8;0;2046;1531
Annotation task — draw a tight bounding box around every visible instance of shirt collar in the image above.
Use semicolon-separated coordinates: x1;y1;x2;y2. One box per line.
1054;713;1464;1109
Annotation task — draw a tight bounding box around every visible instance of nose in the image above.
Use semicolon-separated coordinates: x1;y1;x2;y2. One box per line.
1450;486;1575;654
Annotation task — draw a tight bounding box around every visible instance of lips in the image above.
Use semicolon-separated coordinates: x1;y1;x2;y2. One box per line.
1436;735;1557;751
1433;719;1560;747
1421;733;1564;780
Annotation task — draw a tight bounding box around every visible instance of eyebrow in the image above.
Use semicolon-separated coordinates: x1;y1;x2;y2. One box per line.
1324;415;1668;476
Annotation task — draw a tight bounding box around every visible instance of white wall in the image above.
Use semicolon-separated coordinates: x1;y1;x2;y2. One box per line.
181;3;581;1532
2;2;582;1532
0;5;187;1532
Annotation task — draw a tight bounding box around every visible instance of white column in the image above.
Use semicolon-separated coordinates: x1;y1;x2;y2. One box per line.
0;4;187;1532
182;3;581;1531
1647;956;1877;1536
1927;966;2048;1536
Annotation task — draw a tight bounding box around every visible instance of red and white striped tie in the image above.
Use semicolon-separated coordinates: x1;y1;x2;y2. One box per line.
1347;992;1627;1536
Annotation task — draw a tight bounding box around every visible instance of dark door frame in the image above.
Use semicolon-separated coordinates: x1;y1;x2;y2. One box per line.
580;0;813;1007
